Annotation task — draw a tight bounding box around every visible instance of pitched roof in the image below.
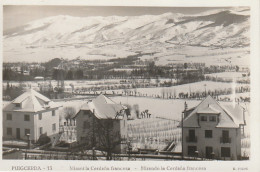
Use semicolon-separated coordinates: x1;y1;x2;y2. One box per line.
223;104;246;126
182;95;240;128
73;94;126;119
3;89;61;112
197;105;220;114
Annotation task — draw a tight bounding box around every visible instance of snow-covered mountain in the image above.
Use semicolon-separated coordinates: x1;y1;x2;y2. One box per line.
3;8;250;64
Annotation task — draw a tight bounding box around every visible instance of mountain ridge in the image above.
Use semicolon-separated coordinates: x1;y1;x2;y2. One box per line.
4;8;250;64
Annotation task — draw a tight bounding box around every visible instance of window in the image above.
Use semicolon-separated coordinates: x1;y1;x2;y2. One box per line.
188;146;197;156
205;130;213;138
200;116;207;121
7;113;12;120
221;130;230;143
24;114;30;121
39;127;43;135
189;129;195;138
209;116;216;122
7;128;12;135
83;121;90;129
38;113;42;120
15;103;20;107
206;147;213;159
221;147;231;157
222;130;229;137
52;110;55;116
187;129;197;142
25;129;30;136
52;124;56;132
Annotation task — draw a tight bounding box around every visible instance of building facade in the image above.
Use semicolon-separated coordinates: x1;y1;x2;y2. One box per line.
181;96;246;160
73;94;128;153
3;89;61;143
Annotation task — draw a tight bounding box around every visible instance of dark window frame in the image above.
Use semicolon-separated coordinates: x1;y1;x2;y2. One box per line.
24;114;30;121
7;128;12;135
221;147;231;157
52;123;56;131
7;113;12;120
205;130;213;138
39;127;43;135
209;116;217;122
200;116;207;121
25;129;30;136
39;113;42;120
188;146;197;156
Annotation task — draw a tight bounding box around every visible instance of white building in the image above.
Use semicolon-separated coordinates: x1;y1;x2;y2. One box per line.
181;95;246;160
3;89;62;143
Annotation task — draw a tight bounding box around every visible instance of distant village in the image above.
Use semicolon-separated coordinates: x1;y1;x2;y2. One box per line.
3;57;250;101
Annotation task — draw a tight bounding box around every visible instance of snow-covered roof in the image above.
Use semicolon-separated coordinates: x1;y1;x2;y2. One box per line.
73;94;126;119
197;105;220;114
182;95;241;128
34;76;44;79
223;104;246;126
3;89;61;113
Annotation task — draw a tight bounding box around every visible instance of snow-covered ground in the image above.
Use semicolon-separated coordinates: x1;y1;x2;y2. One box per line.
2;78;175;90
108;81;249;99
111;96;198;120
205;72;248;79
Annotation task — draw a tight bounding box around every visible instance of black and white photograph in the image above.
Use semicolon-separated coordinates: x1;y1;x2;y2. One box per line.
1;0;259;170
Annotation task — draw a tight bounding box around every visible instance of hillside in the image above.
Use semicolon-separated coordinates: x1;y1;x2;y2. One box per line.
3;8;250;66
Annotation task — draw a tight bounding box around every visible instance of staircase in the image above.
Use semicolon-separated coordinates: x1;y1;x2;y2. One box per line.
163;141;176;152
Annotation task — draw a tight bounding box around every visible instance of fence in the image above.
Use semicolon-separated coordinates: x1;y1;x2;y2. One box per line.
128;118;181;151
59;125;77;143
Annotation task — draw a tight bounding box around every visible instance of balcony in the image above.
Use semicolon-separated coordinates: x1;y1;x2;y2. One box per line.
186;136;197;143
220;137;231;143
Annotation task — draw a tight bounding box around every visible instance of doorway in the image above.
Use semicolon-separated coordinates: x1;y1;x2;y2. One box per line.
206;146;213;159
16;128;20;139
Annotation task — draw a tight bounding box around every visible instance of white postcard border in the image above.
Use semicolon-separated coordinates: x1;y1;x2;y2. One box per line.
0;0;259;171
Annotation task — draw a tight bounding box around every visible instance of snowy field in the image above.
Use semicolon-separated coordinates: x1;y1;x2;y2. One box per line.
205;72;249;79
111;96;198;120
218;92;250;100
2;78;175;90
107;81;250;99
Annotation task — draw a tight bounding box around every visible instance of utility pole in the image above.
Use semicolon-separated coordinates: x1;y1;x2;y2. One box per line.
182;101;187;160
25;133;30;160
204;84;207;97
92;109;96;160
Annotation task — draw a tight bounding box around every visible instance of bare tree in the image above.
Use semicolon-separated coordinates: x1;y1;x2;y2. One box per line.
96;119;123;160
133;104;140;119
63;106;76;125
81;116;126;160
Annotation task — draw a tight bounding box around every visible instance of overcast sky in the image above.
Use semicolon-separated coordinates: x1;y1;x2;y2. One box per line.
4;6;231;31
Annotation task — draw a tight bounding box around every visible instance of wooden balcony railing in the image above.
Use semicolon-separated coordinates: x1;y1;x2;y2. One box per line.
186;136;197;143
